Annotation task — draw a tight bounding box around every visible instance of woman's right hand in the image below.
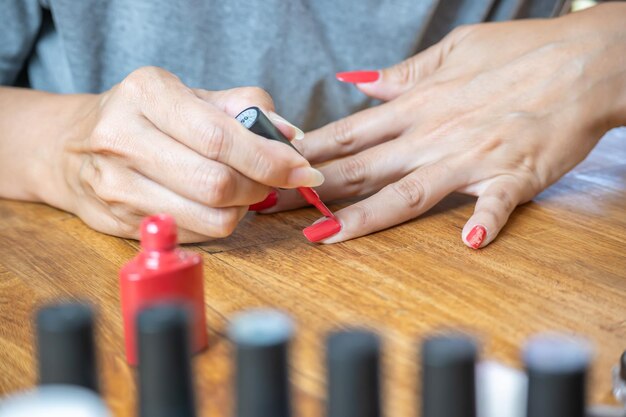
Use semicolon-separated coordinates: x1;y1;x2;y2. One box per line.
55;66;322;242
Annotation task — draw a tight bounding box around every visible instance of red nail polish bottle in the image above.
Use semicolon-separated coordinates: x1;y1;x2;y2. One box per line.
119;214;207;365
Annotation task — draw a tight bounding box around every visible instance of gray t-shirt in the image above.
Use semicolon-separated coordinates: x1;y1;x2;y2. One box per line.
1;0;565;129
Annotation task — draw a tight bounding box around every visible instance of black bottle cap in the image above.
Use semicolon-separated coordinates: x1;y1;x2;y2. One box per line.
326;329;381;417
235;107;301;154
523;334;592;417
36;302;99;392
137;304;196;417
620;350;626;381
228;309;294;417
421;334;478;417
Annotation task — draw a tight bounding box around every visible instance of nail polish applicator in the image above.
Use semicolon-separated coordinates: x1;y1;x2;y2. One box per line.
228;309;294;417
236;107;340;241
421;334;478;417
326;329;382;417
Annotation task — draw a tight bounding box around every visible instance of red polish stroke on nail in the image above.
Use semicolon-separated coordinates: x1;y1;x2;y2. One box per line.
298;187;342;242
336;71;380;83
467;225;486;249
303;218;342;242
249;190;278;211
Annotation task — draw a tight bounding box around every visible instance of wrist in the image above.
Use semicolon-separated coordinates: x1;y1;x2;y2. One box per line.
566;4;626;131
23;91;101;212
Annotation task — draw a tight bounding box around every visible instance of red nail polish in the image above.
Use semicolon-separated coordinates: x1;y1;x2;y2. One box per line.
119;214;208;365
249;190;278;211
336;70;380;84
466;225;487;249
303;218;342;243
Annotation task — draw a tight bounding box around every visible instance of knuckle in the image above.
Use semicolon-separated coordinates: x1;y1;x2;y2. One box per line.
394;60;417;85
90;120;126;154
391;175;425;208
119;66;173;100
112;217;138;238
331;118;355;148
195;165;233;205
449;23;475;39
120;67;152;97
198;120;230;160
238;86;274;107
338;156;369;186
89;158;124;205
492;187;516;213
250;151;276;182
352;203;377;229
212;208;239;237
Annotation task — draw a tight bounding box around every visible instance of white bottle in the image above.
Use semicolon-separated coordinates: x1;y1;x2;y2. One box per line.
0;385;110;417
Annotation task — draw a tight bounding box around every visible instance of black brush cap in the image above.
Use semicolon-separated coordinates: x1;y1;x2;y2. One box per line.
235;107;300;153
36;302;99;392
229;309;294;417
326;329;381;417
137;304;196;417
620;350;626;381
421;334;478;417
524;334;592;417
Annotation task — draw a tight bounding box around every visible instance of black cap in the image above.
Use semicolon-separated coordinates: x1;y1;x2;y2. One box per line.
620;350;626;381
235;107;300;154
421;334;478;417
137;304;196;417
229;309;294;417
36;302;99;392
524;334;591;417
326;329;381;417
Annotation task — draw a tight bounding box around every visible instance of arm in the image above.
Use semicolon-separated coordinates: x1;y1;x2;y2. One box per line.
0;68;322;242
268;3;626;247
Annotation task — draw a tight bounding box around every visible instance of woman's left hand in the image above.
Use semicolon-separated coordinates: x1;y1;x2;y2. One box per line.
264;3;626;248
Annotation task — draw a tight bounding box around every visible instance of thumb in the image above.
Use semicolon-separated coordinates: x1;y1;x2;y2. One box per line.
337;29;462;101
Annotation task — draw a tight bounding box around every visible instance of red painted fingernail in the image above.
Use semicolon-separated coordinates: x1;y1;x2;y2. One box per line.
303;218;342;243
336;70;380;84
249;190;278;212
466;225;487;249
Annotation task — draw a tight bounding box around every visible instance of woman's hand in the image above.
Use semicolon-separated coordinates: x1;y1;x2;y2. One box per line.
29;67;322;242
267;4;626;248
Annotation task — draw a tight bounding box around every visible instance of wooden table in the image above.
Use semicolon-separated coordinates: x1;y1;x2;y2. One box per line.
1;128;625;416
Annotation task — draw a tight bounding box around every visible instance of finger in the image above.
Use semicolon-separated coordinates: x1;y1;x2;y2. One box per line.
118;67;321;188
82;157;248;238
267;135;444;213
310;161;467;243
461;176;530;249
125;121;270;207
195;87;304;141
297;100;408;164
346;28;465;101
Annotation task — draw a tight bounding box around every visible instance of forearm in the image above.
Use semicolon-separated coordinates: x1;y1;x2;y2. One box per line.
0;87;97;210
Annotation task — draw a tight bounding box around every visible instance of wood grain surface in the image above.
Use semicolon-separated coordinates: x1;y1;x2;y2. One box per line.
0;128;625;417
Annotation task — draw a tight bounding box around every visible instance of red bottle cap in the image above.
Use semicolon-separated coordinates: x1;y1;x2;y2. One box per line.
140;214;177;251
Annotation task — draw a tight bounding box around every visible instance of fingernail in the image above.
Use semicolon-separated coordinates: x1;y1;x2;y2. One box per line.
290;167;325;187
336;70;380;84
466;225;487;249
249;190;278;212
268;111;305;140
303;218;342;243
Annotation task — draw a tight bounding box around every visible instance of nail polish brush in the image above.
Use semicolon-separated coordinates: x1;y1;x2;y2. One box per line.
236;107;341;241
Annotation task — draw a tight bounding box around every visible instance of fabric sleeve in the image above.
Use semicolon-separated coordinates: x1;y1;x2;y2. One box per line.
0;0;43;85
